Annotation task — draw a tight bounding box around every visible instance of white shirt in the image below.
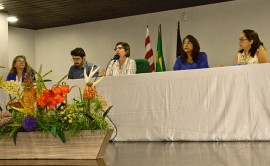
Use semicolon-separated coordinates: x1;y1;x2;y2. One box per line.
106;58;136;76
16;75;23;84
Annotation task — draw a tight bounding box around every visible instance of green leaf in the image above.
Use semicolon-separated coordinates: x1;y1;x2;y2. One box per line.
85;112;94;121
8;124;23;127
10;126;22;145
51;125;57;137
11;106;27;114
13;134;17;145
103;105;113;118
57;129;66;143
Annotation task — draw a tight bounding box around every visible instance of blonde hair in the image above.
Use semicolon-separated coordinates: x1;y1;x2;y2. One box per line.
10;55;31;74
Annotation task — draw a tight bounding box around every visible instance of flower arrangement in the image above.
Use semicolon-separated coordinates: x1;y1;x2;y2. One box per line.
0;66;112;143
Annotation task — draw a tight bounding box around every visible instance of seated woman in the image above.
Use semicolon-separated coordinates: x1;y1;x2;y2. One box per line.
233;29;268;65
106;42;136;76
173;35;209;70
6;55;34;83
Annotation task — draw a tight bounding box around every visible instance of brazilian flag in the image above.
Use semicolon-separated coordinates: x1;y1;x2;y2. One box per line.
156;24;166;72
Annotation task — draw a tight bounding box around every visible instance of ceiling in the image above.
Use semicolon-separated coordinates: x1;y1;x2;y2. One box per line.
0;0;232;30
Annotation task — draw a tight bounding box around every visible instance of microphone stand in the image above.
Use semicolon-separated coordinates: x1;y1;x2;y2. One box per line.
105;55;119;76
105;59;114;75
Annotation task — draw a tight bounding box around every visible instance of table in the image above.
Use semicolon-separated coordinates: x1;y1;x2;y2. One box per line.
96;64;270;141
1;64;270;141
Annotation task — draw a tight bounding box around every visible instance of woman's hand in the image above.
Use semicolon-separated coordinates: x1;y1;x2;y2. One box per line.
99;69;106;77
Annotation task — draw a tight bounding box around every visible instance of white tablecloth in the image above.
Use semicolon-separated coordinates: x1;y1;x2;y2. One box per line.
96;64;270;141
1;64;270;141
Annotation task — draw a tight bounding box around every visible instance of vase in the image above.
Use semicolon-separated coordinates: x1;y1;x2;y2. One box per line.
0;129;113;159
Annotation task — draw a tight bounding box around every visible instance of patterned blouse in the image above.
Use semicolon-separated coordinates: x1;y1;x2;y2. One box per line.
237;52;259;65
106;58;136;76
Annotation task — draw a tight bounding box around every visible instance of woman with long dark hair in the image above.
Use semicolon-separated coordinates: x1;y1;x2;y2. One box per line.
173;35;209;70
233;29;268;64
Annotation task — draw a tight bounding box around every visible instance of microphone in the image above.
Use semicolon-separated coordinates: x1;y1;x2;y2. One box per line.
105;54;120;76
112;54;120;61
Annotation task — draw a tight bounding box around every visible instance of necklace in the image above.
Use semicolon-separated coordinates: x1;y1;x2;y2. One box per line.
240;53;250;65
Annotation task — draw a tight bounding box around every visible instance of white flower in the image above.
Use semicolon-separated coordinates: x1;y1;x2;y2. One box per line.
84;66;104;87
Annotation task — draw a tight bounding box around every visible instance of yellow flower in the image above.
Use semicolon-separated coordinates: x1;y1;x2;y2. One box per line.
0;80;22;97
68;119;73;123
23;88;36;111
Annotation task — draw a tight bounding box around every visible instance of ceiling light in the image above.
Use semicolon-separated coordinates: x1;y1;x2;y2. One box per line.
0;4;4;10
7;16;18;23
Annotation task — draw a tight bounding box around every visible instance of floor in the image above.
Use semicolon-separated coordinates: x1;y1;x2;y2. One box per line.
1;141;270;166
105;142;270;166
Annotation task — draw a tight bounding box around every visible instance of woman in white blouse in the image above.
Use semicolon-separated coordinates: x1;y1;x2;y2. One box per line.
106;42;136;76
233;29;268;65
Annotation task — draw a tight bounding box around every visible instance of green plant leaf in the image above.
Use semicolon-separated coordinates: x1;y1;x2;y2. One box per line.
10;126;22;145
56;74;68;86
103;105;113;118
57;129;66;143
11;106;27;114
51;125;57;137
13;134;17;145
85;113;94;121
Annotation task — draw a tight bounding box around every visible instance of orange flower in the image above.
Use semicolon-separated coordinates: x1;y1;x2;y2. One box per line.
84;85;96;99
37;96;47;108
61;85;69;95
52;87;62;95
37;85;69;110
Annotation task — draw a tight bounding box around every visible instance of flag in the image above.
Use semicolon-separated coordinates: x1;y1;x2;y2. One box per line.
176;21;182;58
156;24;166;72
145;26;155;72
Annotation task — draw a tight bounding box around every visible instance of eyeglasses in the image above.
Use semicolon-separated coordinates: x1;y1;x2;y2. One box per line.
114;46;124;51
239;38;249;42
16;60;25;63
71;57;82;61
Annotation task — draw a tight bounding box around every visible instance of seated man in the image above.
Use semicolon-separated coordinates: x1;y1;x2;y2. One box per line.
68;47;99;79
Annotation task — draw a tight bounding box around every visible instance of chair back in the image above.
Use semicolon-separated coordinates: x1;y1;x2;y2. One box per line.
135;59;150;74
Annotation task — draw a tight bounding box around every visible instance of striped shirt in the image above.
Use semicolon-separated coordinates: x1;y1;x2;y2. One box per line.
106;58;136;76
